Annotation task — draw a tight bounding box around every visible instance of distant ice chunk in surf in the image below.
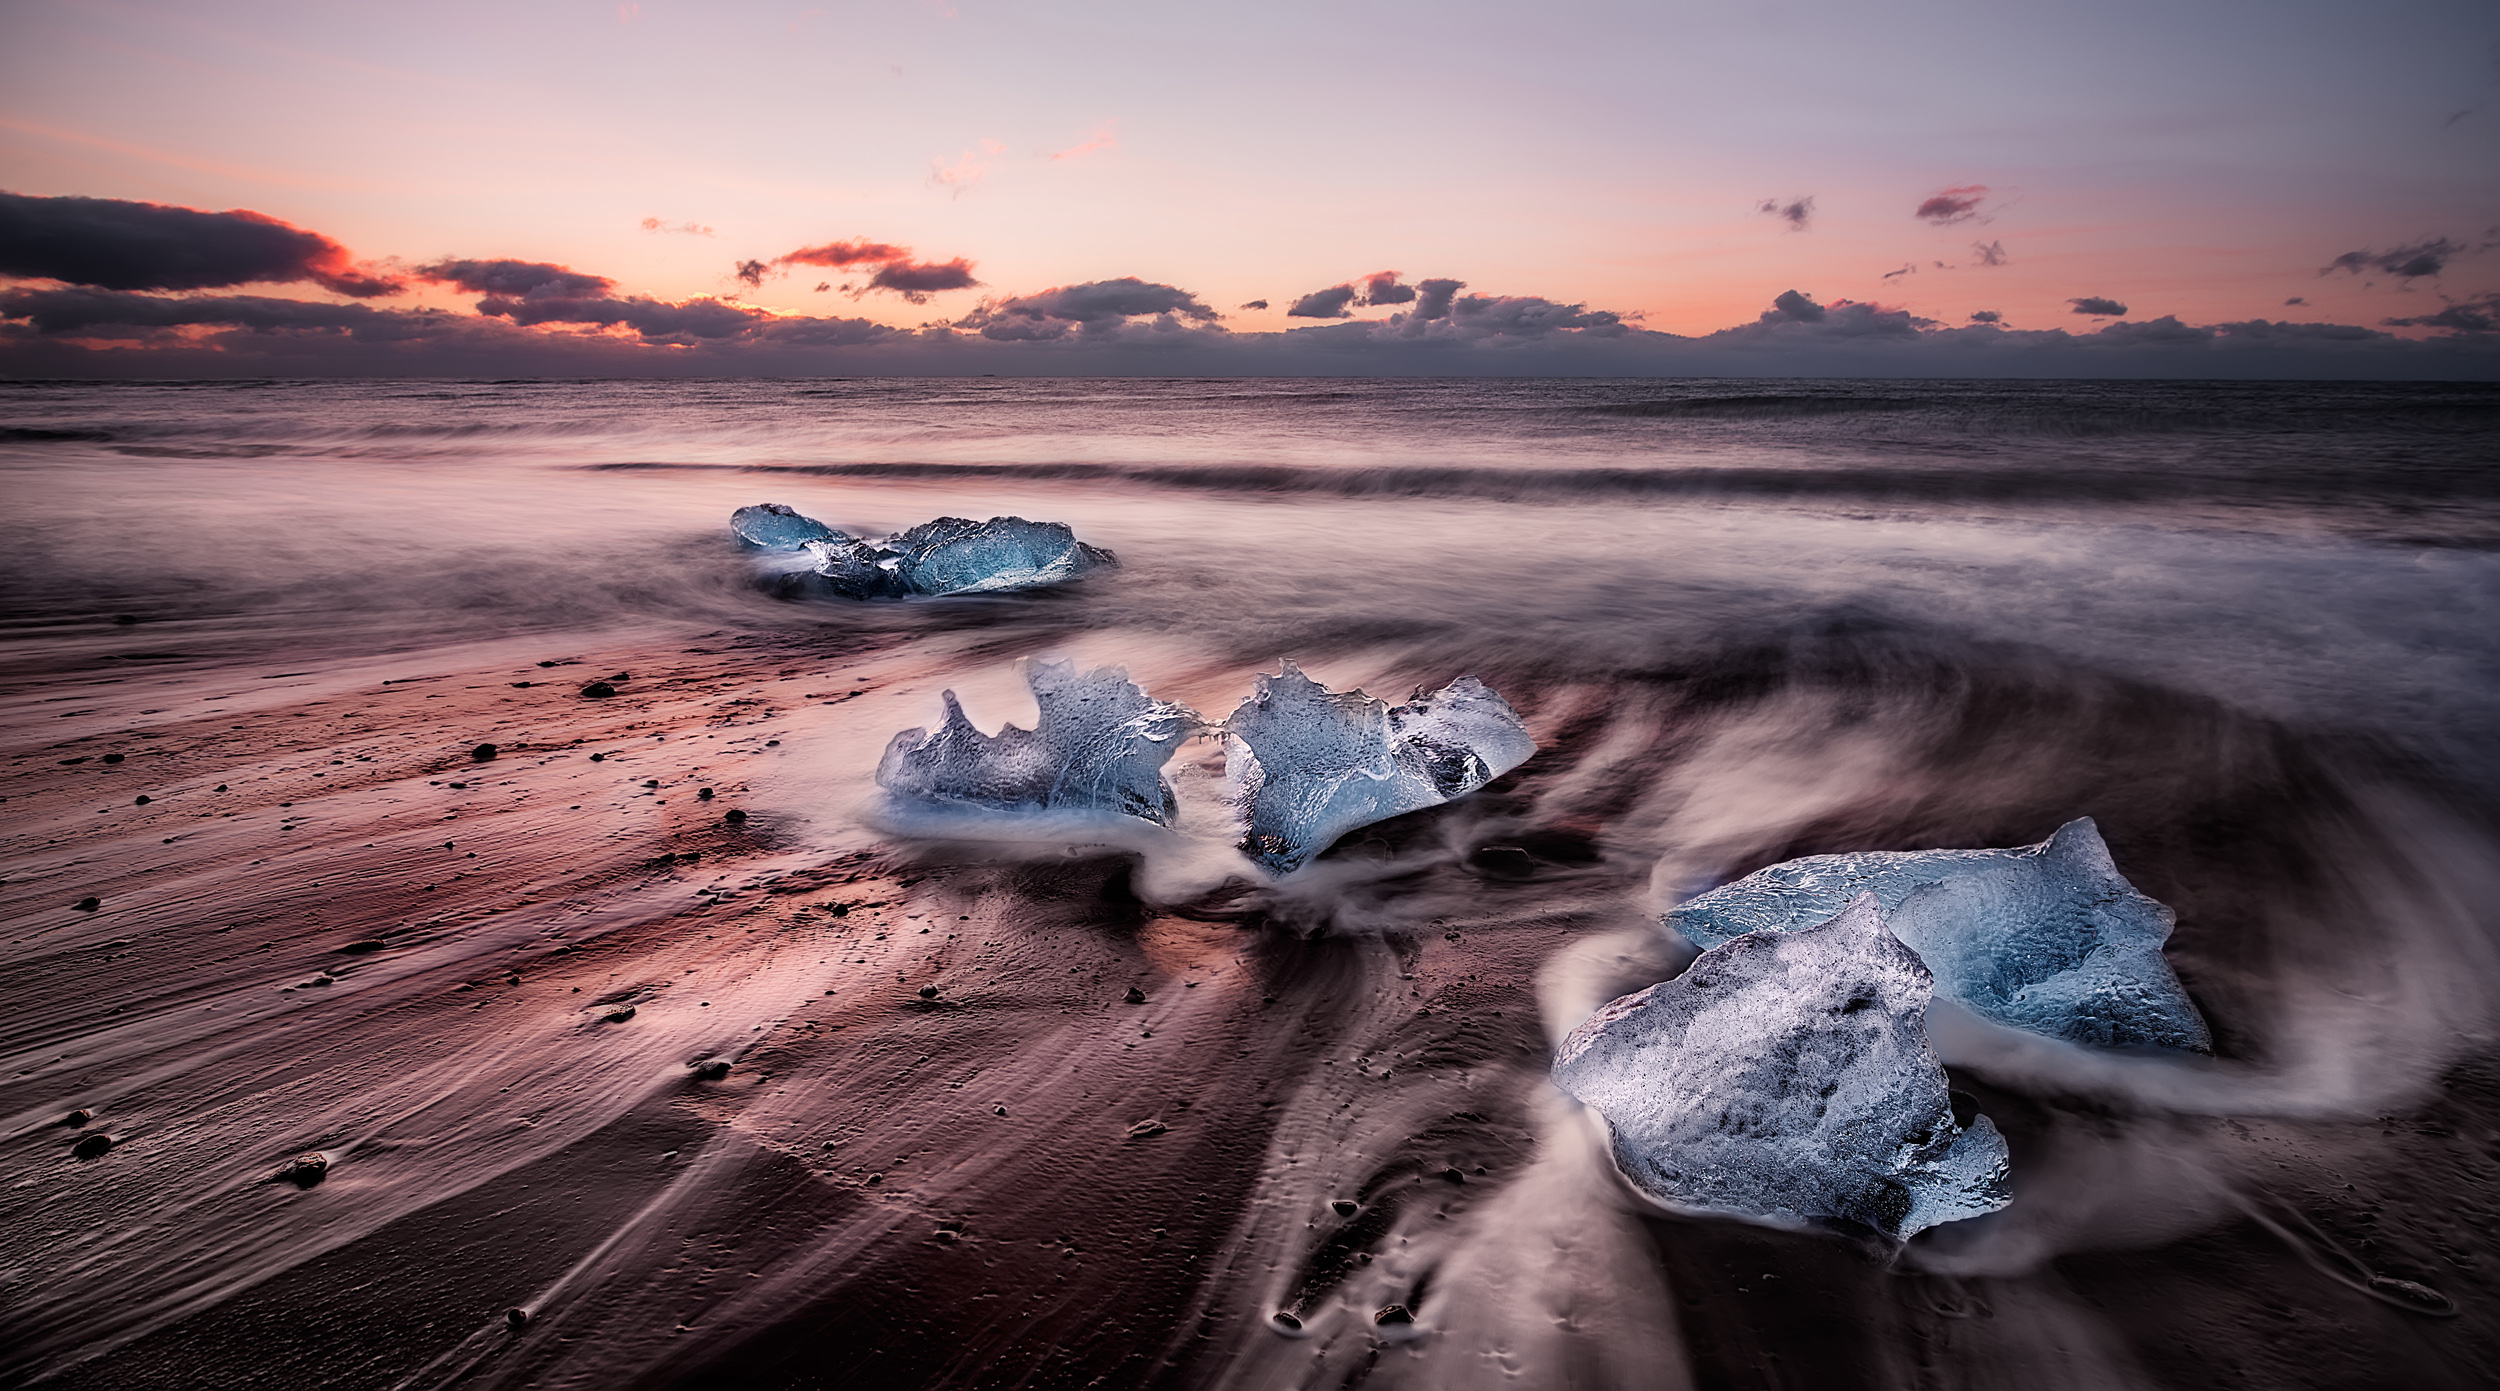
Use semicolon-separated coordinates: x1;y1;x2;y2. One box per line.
876;660;1197;826
1665;818;2209;1052
744;508;1117;599
730;503;850;550
1225;662;1534;875
1554;894;2012;1240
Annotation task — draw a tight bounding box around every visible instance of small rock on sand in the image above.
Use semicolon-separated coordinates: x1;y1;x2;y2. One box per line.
603;1006;637;1023
692;1060;731;1080
580;682;617;699
74;897;100;912
471;743;498;761
1124;987;1147;1004
71;1134;113;1160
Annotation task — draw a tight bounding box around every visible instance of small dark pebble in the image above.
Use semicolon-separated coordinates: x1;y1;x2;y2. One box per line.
65;1108;94;1128
134;795;151;805
603;1006;637;1023
282;1152;328;1185
510;681;533;689
644;779;661;788
933;1229;958;1244
1468;844;1536;879
101;753;125;765
447;782;467;790
340;940;387;955
697;788;715;801
1374;1304;1414;1326
74;897;100;912
1442;1168;1466;1183
580;682;617;699
1332;1199;1358;1217
537;660;558;668
589;752;606;762
505;1307;529;1330
766;739;780;747
1127;1119;1168;1138
1272;1310;1303;1330
692;1060;731;1080
471;743;497;761
2369;1276;2458;1315
827;902;848;916
214;783;227;791
918;985;939;999
72;1134;114;1160
724;810;746;824
1124;987;1148;1004
60;757;88;765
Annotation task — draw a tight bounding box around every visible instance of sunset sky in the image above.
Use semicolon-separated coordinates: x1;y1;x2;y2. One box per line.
2;0;2495;374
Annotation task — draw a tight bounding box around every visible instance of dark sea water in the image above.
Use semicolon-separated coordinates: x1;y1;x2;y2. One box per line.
3;377;2498;1389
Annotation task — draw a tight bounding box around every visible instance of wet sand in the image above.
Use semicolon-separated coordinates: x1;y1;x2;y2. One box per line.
5;609;2496;1390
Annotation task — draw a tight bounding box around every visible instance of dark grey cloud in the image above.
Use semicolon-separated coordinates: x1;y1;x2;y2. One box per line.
1882;264;1915;280
1972;240;2008;267
2320;237;2463;279
1915;185;1988;225
0;191;401;297
865;258;980;303
416;259;616;298
1970;309;2002;323
1414;278;1463;321
0;285;404;335
1287;284;1360;319
2090;315;2210;344
1359;271;1416;305
955;278;1221;341
2284;296;2307;306
1760;289;1827;324
2383;292;2500;333
1238;299;1269;310
733;259;771;288
476;292;762;340
2069;296;2128;316
1757;197;1814;230
1442;294;1623;337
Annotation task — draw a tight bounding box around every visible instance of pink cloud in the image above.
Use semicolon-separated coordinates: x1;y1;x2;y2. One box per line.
1049;122;1119;161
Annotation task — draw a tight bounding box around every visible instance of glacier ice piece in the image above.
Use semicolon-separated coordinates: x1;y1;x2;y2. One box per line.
1225;663;1535;875
1554;894;2011;1239
876;660;1197;825
744;509;1117;599
731;503;850;550
888;516;1117;596
1665;818;2208;1052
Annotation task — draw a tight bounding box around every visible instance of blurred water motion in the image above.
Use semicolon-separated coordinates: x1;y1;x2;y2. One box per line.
1;378;2495;1389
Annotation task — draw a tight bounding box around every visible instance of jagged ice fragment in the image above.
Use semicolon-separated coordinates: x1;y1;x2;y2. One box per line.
1554;894;2012;1239
876;660;1197;825
1665;818;2208;1051
742;508;1117;599
730;502;850;550
1226;662;1534;875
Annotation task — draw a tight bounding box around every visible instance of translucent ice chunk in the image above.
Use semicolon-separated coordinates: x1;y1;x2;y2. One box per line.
730;503;850;550
1665;818;2209;1052
876;659;1197;825
748;511;1116;599
1554;894;2012;1239
1226;662;1535;875
887;516;1117;596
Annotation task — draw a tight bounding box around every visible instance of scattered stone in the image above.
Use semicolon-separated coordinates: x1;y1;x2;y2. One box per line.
1124;987;1148;1004
1331;1199;1358;1217
471;743;498;761
64;1109;94;1128
134;795;150;805
827;903;849;917
1469;845;1536;879
697;788;715;801
214;784;227;792
933;1229;958;1244
692;1060;731;1080
538;660;558;668
1374;1304;1414;1326
71;1134;113;1160
73;897;100;912
1272;1311;1304;1331
340;940;387;955
603;1006;637;1023
725;810;747;824
993;1105;1007;1116
589;752;606;761
579;682;618;699
1440;1168;1466;1183
101;753;125;765
918;985;939;999
510;681;533;689
281;1152;328;1186
505;1307;529;1330
1126;1118;1168;1138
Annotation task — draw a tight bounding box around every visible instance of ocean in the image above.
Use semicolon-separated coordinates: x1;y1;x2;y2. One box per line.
3;376;2497;1388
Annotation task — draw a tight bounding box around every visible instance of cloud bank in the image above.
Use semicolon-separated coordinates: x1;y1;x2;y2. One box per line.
3;194;2492;380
